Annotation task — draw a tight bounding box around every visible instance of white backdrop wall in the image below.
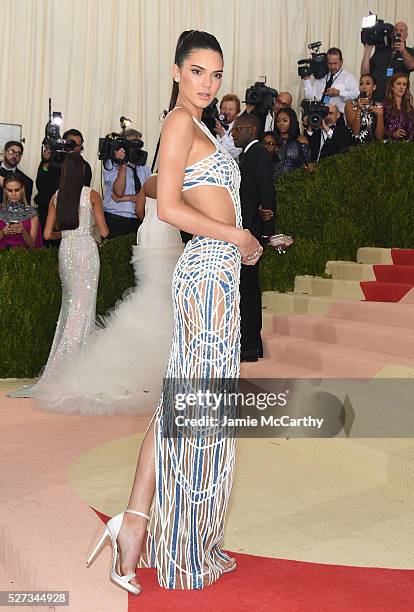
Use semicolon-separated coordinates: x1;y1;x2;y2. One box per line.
1;0;413;191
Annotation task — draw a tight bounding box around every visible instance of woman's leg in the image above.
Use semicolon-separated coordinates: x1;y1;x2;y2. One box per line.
116;419;156;589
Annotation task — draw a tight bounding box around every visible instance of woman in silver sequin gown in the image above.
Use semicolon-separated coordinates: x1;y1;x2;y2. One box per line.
12;154;108;397
87;32;264;596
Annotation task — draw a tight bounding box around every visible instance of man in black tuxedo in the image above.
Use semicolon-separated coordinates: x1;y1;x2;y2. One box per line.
232;113;276;362
0;141;33;204
306;103;353;162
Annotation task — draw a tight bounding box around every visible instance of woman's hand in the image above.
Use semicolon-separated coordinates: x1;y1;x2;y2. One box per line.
258;208;274;222
392;128;407;139
371;103;383;116
215;120;225;138
237;229;263;266
356;98;369;110
4;222;22;235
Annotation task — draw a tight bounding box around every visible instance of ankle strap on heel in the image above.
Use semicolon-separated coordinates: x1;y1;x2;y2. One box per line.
125;508;150;520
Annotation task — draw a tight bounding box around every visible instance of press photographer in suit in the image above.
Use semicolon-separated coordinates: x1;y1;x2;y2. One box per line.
306;103;353;162
232;113;276;362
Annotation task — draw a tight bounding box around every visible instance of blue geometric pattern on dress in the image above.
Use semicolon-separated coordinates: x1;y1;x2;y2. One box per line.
183;117;242;229
142;114;242;589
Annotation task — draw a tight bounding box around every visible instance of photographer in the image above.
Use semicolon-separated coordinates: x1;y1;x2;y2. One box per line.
103;129;151;239
243;82;277;138
214;94;243;160
305;103;353;162
35;129;92;246
264;91;293;131
302;48;359;114
361;22;414;102
0;141;33;205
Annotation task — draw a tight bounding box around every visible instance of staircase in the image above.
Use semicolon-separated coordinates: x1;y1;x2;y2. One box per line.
243;247;414;380
240;247;414;491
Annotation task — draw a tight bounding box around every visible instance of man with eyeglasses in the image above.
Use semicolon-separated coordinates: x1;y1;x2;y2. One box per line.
232;114;276;362
0;141;33;204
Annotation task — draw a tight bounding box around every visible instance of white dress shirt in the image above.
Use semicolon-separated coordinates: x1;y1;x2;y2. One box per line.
306;126;334;162
242;139;259;155
216;120;243;160
264;112;275;132
303;69;359;113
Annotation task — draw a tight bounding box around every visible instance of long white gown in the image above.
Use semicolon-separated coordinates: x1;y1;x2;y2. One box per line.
33;197;183;415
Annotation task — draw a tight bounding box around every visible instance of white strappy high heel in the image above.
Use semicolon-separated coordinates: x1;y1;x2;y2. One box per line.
86;509;150;595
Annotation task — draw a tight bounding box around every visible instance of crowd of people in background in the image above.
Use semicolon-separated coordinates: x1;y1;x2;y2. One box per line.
1;19;413;252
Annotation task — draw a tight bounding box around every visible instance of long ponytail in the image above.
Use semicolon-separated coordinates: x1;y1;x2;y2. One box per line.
168;80;179;112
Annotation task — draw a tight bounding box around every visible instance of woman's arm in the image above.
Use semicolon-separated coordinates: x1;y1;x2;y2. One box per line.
111;192;137;202
22;216;39;248
90;189;109;238
157;108;254;256
373;105;385;140
43;195;62;240
134;186;145;221
345;100;361;136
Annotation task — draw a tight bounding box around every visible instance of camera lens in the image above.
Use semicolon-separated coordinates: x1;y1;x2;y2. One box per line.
309;113;320;128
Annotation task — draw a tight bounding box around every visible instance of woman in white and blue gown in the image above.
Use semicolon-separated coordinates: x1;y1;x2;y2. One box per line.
86;31;263;596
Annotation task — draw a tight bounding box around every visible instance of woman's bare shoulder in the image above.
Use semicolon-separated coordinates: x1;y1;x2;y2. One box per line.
163;107;195;131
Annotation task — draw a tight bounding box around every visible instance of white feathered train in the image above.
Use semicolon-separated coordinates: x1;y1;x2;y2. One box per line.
33;195;183;415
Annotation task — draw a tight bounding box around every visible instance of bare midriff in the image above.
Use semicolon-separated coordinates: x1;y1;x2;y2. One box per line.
182;125;237;230
182;184;236;229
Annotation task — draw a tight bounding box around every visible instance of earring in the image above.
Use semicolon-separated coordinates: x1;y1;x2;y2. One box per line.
174;76;180;83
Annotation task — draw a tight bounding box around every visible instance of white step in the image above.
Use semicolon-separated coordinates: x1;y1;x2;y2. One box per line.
357;247;393;265
262;292;414;329
294;276;364;299
325;261;376;281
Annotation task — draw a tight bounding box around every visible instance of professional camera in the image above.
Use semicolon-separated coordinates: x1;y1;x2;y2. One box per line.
98;133;148;168
361;13;394;48
244;81;277;114
298;42;329;79
42;99;76;167
393;32;402;44
202;98;227;134
300;100;329;129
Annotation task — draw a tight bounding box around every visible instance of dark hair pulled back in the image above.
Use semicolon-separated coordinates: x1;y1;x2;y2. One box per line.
168;30;223;111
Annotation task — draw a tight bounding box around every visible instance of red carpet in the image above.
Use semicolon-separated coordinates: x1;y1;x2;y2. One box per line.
373;265;414;283
360;249;414;302
391;249;414;266
360;281;413;302
93;511;414;612
127;554;414;612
